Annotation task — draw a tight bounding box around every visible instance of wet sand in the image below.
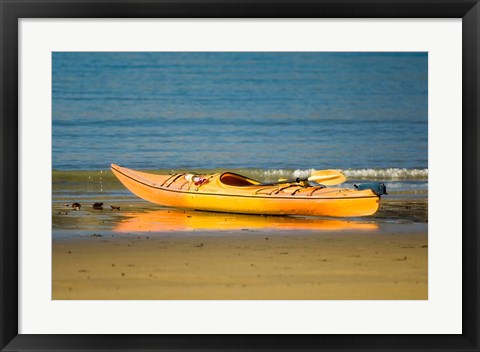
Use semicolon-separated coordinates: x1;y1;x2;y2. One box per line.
53;228;427;300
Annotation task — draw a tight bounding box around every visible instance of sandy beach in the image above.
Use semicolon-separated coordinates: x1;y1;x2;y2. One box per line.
53;225;427;300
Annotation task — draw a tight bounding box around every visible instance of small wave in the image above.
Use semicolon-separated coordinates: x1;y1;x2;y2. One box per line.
241;168;428;181
53;167;428;183
342;168;428;180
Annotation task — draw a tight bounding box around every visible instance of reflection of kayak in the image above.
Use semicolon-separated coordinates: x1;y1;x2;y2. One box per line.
114;209;378;233
111;164;381;217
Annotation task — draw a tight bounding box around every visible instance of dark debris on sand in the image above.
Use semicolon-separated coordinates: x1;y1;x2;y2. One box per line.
92;202;104;210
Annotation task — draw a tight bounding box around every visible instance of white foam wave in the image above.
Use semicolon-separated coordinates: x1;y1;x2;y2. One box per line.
342;168;428;180
242;168;428;181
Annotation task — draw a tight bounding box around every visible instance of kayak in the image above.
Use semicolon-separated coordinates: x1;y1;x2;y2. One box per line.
111;164;382;217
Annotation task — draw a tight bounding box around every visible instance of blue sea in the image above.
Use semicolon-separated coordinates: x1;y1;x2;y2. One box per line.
52;52;427;175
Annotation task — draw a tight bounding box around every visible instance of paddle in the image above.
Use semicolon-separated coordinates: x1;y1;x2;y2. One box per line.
259;169;346;186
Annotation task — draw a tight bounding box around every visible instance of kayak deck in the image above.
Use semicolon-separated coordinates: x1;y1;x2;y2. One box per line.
111;164;381;217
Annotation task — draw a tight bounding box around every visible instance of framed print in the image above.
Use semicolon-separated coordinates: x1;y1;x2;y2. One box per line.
1;0;479;351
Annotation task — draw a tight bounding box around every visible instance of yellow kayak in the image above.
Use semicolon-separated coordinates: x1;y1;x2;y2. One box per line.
111;164;381;217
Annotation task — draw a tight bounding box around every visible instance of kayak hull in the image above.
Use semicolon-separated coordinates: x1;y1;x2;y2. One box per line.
111;164;380;217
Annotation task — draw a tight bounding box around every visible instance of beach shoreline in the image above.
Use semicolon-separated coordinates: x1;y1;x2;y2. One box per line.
51;52;429;301
52;169;428;300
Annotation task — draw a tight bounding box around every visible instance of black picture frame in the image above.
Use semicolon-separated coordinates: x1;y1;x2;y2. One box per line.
1;1;478;351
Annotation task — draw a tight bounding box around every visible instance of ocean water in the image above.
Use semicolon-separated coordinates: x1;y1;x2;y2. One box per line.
52;52;428;174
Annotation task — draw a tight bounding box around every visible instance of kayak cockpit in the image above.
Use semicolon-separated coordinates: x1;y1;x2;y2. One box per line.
219;172;260;187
